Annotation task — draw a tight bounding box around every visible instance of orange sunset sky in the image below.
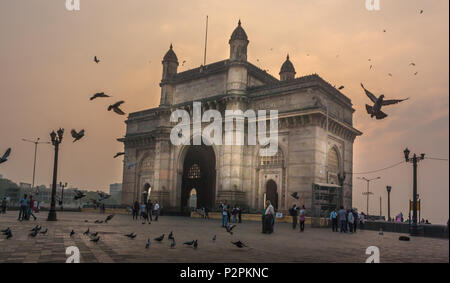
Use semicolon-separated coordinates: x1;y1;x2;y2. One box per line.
0;0;448;223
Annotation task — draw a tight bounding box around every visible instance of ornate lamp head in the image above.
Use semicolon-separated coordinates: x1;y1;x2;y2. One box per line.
403;148;410;162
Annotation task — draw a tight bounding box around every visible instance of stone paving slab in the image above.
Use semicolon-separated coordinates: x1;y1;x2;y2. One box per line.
0;212;448;263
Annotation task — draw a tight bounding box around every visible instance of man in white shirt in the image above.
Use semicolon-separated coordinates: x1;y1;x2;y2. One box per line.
264;200;275;234
154;201;160;221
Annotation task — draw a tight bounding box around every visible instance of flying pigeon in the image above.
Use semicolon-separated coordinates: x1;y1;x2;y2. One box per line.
182;60;186;66
105;214;114;223
90;92;110;101
361;83;409;120
225;224;236;235
145;238;151;248
338;86;345;90
369;65;373;70
414;72;418;76
0;148;11;164
419;10;424;14
94;56;100;64
388;73;393;77
74;190;86;200
409;63;416;66
154;234;164;242
231;241;247;248
114;152;125;159
71;129;85;143
291;192;299;200
108;101;126;115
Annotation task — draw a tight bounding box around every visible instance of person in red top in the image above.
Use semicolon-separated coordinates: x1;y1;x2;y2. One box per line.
28;195;37;220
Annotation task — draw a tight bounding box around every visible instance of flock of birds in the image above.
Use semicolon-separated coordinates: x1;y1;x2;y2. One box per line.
1;213;248;252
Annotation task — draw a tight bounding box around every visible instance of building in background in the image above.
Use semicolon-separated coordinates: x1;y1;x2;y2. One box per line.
109;183;122;205
119;21;361;213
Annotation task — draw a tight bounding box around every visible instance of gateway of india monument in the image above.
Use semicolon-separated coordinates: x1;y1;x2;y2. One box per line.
119;21;362;215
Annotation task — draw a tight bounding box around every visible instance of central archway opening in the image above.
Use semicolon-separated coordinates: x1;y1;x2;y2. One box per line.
181;145;216;212
266;179;278;210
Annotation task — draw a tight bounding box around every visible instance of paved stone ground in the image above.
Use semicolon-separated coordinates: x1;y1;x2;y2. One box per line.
0;212;448;263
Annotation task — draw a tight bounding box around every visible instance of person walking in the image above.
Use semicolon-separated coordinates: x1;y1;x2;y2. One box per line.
1;197;7;214
338;206;347;233
352;209;359;233
290;204;298;229
237;206;242;223
330;209;338;232
140;202;146;221
299;205;306;232
153;201;160;221
147;200;153;221
232;206;237;223
263;200;275;234
227;204;231;224
221;201;228;227
132;200;139;220
348;209;354;233
28;196;37;221
18;194;27;221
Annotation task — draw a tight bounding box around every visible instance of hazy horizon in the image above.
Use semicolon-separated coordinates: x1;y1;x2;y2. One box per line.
0;0;448;224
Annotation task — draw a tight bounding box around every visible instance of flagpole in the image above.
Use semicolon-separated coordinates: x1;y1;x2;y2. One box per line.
203;15;208;66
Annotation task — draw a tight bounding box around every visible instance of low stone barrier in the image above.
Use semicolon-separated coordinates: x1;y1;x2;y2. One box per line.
361;221;449;239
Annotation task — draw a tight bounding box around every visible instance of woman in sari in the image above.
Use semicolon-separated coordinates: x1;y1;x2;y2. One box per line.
263;200;275;234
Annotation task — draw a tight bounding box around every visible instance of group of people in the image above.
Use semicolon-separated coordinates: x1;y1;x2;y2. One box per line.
289;204;307;232
220;200;242;227
132;199;160;223
18;194;38;221
330;206;364;233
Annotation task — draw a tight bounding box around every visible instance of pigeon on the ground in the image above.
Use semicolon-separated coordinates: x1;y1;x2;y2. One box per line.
29;230;38;237
361;83;409;120
94;56;100;64
83;228;90;235
154;234;164;242
125;232;136;238
90;232;99;237
212;235;216;241
71;129;85;143
399;236;410;241
183;240;195;246
145;238;150;248
225;224;236;235
231;241;247;248
90;92;110;101
40;228;48;235
108;101;126;115
291;192;299;200
193;240;198;249
70;230;75;237
1;227;10;233
91;236;100;242
0;148;11;164
170;239;176;249
5;230;12;239
114;152;125;158
168;231;174;240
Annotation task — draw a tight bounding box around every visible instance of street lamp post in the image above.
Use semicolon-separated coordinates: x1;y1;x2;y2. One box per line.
358;176;381;217
59;182;68;211
404;148;425;236
47;128;64;221
386;186;392;221
22;138;51;197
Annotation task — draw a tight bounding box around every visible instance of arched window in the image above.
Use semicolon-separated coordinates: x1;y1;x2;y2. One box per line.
187;164;201;179
327;148;340;184
259;147;284;168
